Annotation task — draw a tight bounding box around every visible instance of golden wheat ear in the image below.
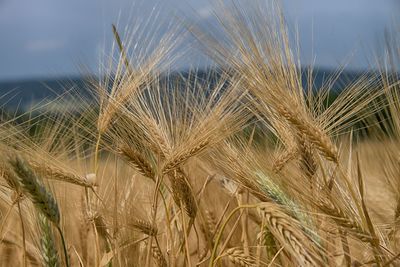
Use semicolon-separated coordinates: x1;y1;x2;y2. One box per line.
130;219;158;236
167;168;197;219
151;244;168;267
257;203;325;267
96;19;182;135
224;247;256;267
118;145;156;180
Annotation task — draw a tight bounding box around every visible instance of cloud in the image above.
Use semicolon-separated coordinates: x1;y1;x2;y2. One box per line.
25;39;64;52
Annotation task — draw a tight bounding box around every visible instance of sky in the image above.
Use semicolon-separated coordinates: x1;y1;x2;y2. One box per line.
0;0;398;80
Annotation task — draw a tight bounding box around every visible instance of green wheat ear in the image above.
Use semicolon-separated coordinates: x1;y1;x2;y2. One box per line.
38;213;60;267
9;156;70;267
255;170;320;245
9;156;60;225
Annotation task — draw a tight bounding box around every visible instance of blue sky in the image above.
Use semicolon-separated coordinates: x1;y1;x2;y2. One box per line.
0;0;398;80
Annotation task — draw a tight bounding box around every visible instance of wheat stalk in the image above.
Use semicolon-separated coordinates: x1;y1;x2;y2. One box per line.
79;201;90;264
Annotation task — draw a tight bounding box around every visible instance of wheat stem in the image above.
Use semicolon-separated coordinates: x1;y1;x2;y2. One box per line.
146;173;163;267
209;204;258;267
0;201;17;243
56;225;69;267
94;131;102;176
180;201;192;267
17;201;27;267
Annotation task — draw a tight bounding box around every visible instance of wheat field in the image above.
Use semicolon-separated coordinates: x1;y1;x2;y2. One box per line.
1;1;400;266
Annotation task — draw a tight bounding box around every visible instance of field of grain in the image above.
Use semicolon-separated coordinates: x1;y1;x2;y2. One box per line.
1;1;400;266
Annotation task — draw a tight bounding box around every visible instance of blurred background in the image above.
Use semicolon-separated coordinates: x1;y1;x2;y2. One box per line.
0;0;398;109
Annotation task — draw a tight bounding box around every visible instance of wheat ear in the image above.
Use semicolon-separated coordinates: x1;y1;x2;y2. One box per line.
163;138;210;173
168;168;197;218
272;148;298;173
298;135;318;179
205;210;217;238
93;213;112;253
9;156;69;267
1;167;21;193
131;219;158;236
257;203;324;267
277;104;338;163
0;167;26;266
38;213;60;267
28;160;94;187
145;117;170;157
318;199;373;243
151;244;168;267
118;145;155;180
9;156;60;225
224;247;256;267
